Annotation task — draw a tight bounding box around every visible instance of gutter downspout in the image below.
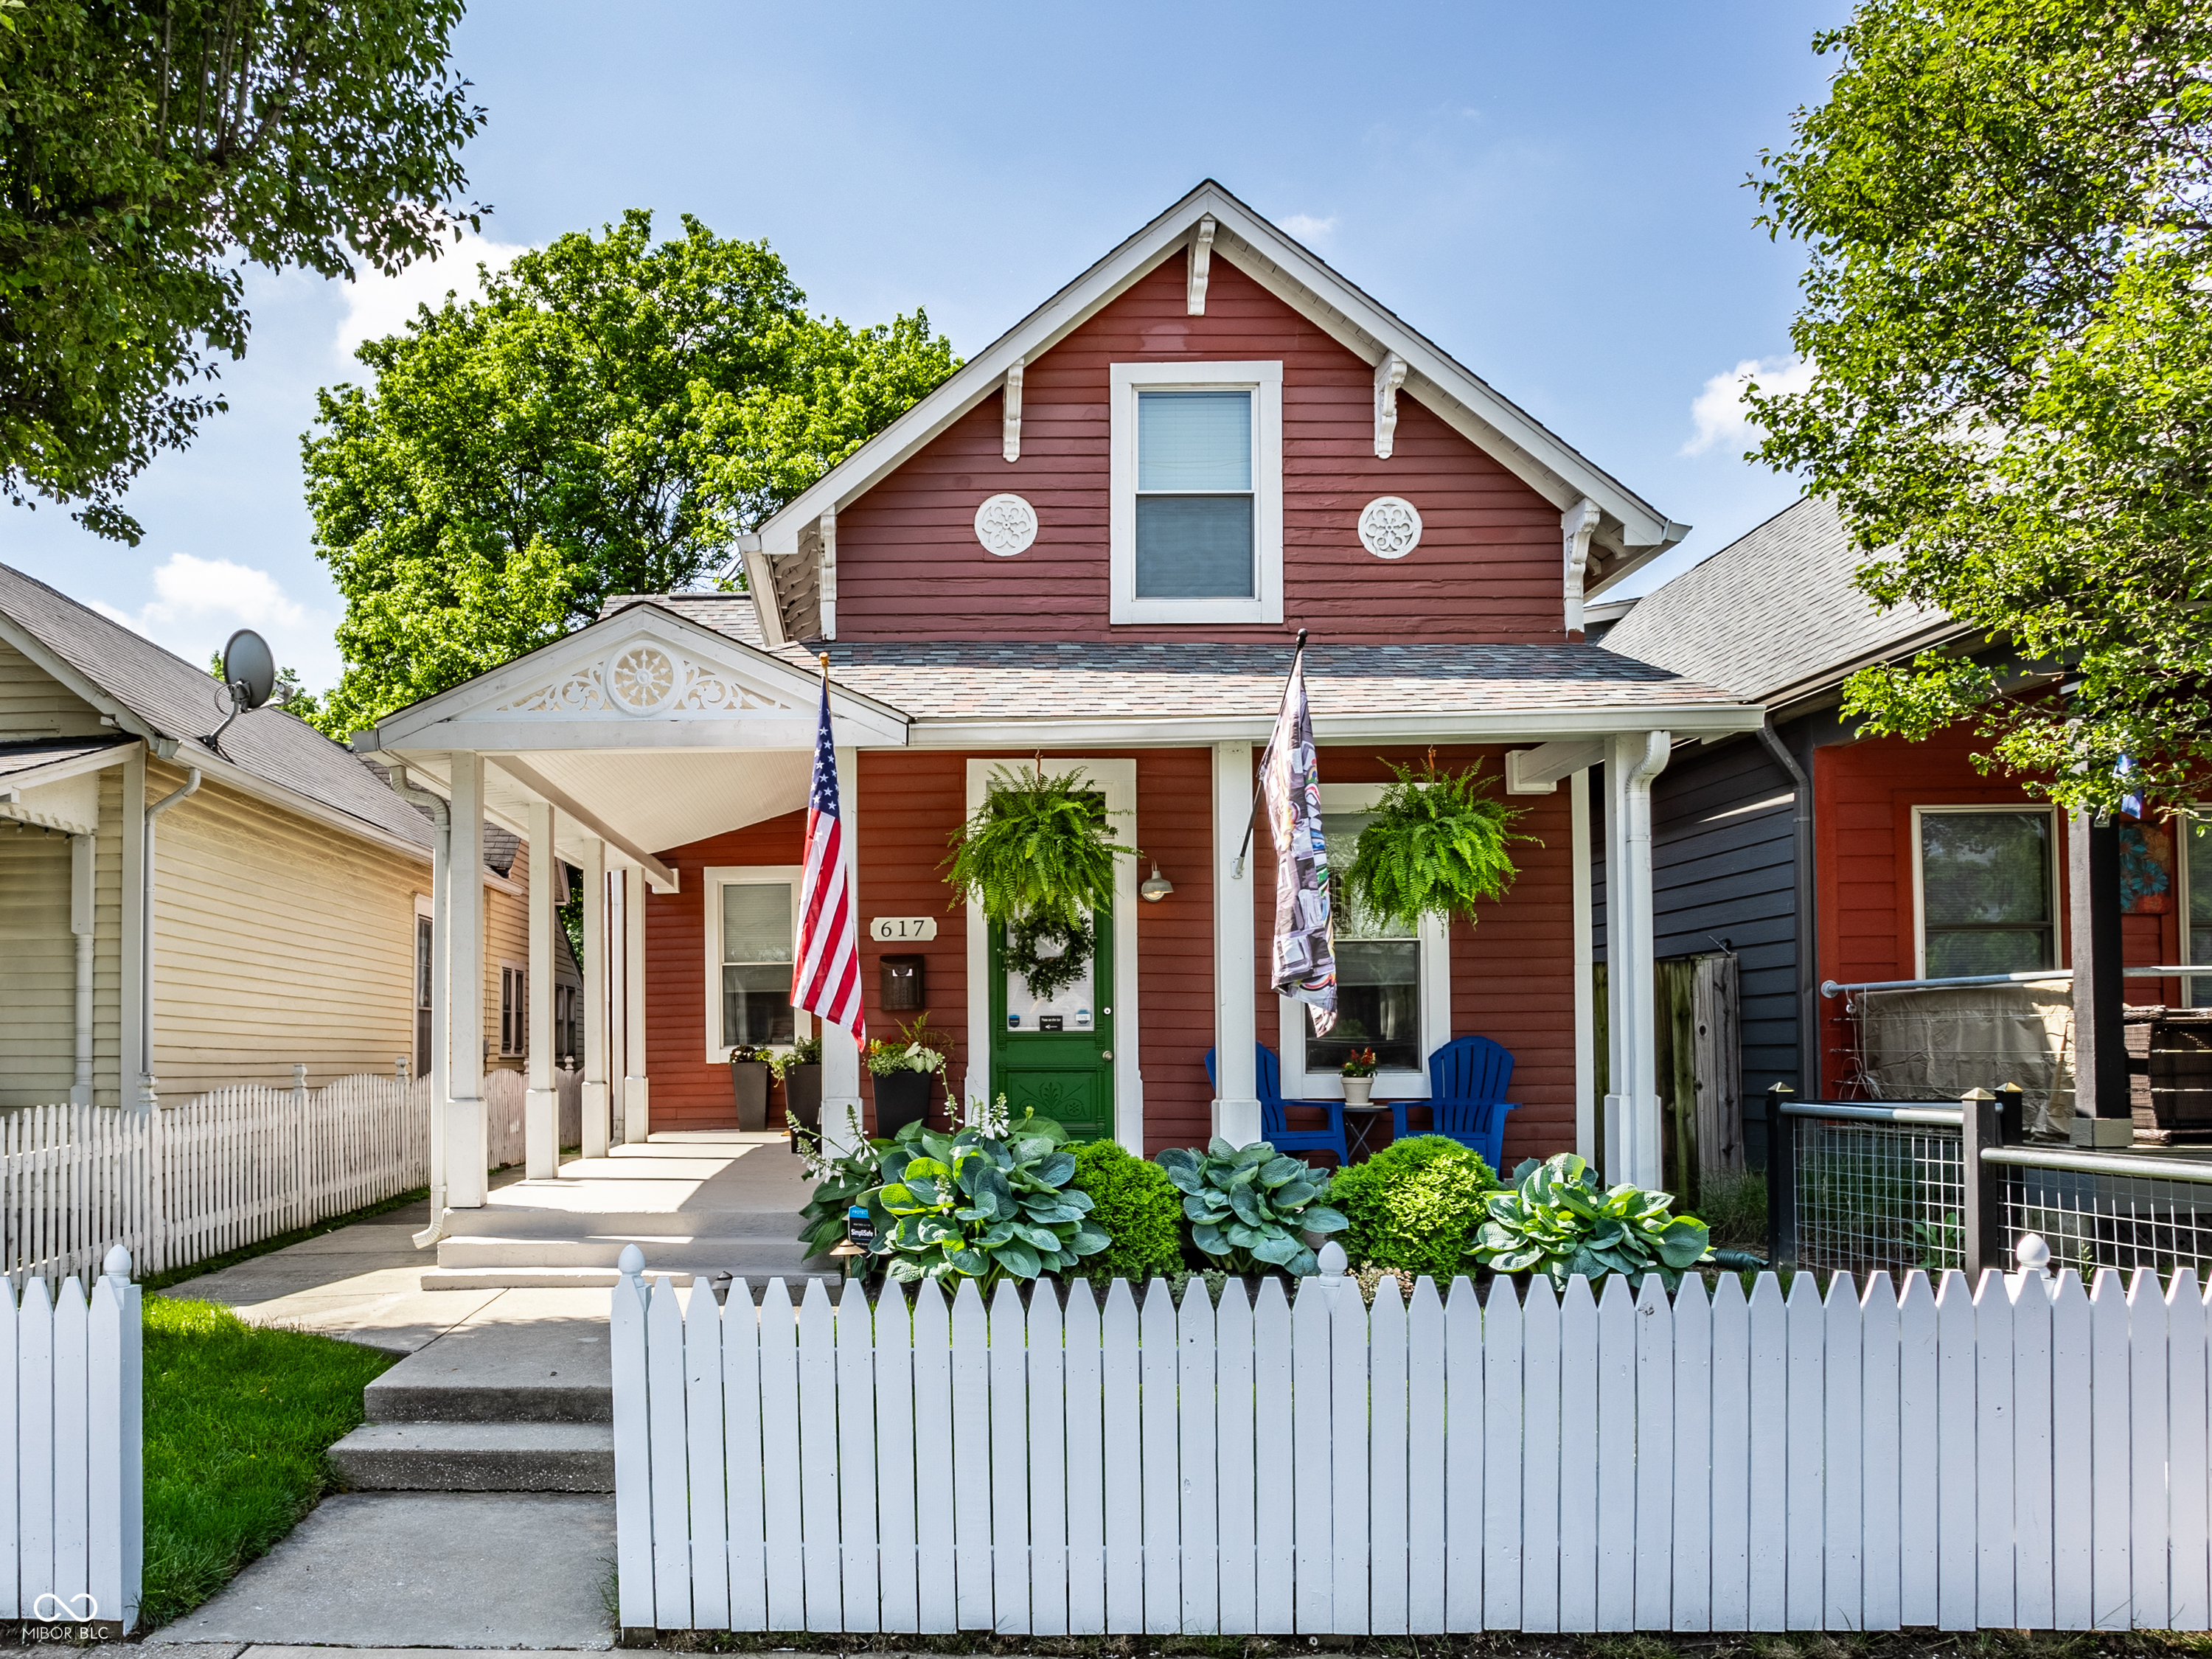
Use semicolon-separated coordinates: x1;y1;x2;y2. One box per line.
141;766;202;1108
389;768;453;1249
1756;719;1818;1103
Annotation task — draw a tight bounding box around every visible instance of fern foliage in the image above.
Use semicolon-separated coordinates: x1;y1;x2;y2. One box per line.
1344;758;1533;931
944;765;1138;931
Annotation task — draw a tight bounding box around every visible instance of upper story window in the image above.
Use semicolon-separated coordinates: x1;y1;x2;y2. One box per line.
1913;806;2058;978
1109;361;1282;625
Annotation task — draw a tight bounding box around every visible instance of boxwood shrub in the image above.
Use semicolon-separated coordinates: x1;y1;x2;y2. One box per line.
1067;1138;1185;1281
1328;1135;1499;1280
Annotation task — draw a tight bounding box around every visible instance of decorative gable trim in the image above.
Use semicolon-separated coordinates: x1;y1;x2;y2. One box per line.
745;179;1688;647
1373;353;1408;459
1187;215;1216;315
1562;497;1602;637
1001;360;1024;462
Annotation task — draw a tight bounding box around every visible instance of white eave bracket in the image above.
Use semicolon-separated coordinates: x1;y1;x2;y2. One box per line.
1562;497;1602;637
1505;738;1605;795
1187;216;1216;316
816;505;838;641
1002;359;1024;463
1374;353;1408;459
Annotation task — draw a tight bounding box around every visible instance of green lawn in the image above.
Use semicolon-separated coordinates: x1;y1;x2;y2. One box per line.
141;1295;396;1630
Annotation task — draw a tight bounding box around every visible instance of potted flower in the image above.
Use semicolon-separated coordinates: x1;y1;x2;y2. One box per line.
727;1043;771;1132
1341;1046;1380;1109
866;1013;947;1137
776;1034;824;1150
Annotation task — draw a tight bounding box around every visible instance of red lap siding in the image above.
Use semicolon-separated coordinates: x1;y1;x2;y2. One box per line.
832;257;1564;644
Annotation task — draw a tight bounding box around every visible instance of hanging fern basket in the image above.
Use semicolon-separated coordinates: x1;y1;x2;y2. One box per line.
1343;757;1535;931
945;765;1138;992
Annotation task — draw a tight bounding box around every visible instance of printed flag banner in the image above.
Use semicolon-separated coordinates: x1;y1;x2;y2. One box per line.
793;667;865;1042
1261;652;1336;1034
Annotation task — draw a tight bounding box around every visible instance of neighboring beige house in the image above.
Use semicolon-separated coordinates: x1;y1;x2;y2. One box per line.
0;563;573;1110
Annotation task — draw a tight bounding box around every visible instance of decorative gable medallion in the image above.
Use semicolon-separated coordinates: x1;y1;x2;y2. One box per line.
492;641;793;718
975;493;1038;557
1358;496;1422;559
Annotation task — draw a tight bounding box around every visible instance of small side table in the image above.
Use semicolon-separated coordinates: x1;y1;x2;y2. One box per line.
1341;1101;1393;1163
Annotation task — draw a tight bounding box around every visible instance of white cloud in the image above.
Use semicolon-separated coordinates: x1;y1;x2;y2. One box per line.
1682;355;1815;456
97;554;341;692
333;232;530;361
1277;213;1338;243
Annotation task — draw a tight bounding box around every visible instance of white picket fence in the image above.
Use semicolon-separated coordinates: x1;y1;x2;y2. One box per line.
4;1071;430;1285
2;1247;141;1633
613;1260;2212;1637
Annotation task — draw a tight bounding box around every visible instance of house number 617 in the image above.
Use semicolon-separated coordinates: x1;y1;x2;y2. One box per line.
869;917;939;942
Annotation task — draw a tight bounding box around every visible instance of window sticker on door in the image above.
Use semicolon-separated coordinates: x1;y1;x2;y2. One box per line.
1039;1015;1064;1032
1074;1008;1093;1029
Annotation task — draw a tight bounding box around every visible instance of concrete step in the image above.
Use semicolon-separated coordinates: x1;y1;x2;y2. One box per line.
330;1422;614;1492
419;1267;696;1291
439;1206;803;1240
435;1234;830;1274
366;1372;611;1425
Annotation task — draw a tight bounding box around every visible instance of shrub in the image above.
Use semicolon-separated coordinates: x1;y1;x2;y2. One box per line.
1068;1138;1185;1281
1328;1135;1498;1279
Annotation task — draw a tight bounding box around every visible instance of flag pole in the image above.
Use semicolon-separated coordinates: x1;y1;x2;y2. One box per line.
1231;628;1308;878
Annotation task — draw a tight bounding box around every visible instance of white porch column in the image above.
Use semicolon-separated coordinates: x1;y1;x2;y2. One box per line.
525;799;558;1178
1604;731;1669;1189
606;867;627;1144
580;836;611;1158
446;752;489;1208
1571;768;1595;1164
1211;740;1260;1145
821;744;866;1158
623;863;649;1143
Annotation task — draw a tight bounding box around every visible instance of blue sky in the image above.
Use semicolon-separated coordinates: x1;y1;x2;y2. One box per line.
2;0;1849;689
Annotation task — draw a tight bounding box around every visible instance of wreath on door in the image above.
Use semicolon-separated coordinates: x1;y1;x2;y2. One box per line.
1003;911;1097;1001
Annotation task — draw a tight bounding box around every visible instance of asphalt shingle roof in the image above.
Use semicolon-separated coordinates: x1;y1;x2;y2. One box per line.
1599;497;1956;705
0;734;132;778
0;563;433;850
609;594;1751;720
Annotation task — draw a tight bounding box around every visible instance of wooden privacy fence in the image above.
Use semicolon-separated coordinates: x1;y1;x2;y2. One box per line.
4;1071;429;1286
2;1247;141;1635
613;1259;2212;1638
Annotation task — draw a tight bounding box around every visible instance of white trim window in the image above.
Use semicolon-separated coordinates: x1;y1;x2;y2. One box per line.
1911;805;2060;979
2185;809;2211;1009
498;962;527;1057
1108;360;1284;625
1278;782;1450;1102
703;866;810;1060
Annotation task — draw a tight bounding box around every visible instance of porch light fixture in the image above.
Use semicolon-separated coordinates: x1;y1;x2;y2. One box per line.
1140;863;1175;902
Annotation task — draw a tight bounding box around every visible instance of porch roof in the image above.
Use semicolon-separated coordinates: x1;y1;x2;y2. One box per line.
610;594;1764;742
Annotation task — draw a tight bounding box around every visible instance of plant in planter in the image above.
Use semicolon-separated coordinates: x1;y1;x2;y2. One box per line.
866;1012;949;1136
726;1043;771;1133
944;763;1137;998
874;1121;1110;1286
1340;1046;1380;1109
1470;1153;1711;1290
774;1034;824;1145
1343;756;1535;931
1157;1138;1348;1276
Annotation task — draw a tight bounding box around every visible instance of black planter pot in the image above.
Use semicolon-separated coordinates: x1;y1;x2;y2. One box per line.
872;1069;935;1137
728;1061;771;1132
783;1063;823;1137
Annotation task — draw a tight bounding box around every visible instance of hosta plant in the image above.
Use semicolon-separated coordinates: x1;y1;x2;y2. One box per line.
1158;1138;1348;1276
875;1124;1109;1286
796;1121;888;1256
1471;1153;1711;1290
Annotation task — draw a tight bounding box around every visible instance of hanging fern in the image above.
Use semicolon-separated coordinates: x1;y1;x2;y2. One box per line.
1344;758;1535;931
944;765;1138;931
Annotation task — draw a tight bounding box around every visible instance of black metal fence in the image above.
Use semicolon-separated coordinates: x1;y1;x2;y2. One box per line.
1764;1085;2212;1281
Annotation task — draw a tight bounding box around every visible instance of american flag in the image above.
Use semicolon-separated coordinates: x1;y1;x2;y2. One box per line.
793;666;864;1041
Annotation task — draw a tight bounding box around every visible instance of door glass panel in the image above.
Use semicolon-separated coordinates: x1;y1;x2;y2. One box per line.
1920;811;2054;978
1005;923;1099;1032
1304;811;1422;1074
722;882;796;1047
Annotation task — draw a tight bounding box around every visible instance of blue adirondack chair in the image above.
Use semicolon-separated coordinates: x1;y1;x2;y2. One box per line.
1391;1035;1518;1171
1203;1044;1352;1166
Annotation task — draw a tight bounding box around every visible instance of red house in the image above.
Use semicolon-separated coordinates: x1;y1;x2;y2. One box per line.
358;182;1764;1221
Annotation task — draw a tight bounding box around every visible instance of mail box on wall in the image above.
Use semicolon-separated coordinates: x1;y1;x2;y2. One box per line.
880;953;925;1012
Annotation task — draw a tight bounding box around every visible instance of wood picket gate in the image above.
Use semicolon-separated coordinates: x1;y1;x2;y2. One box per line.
612;1262;2212;1636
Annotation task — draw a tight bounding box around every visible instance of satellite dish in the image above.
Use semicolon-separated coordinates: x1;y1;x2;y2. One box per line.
220;629;276;711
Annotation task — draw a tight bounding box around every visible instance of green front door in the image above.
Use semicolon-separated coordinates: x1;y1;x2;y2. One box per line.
987;903;1114;1141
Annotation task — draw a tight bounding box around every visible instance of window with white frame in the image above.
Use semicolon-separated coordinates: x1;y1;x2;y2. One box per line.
1279;783;1450;1099
499;964;526;1056
704;866;808;1058
1108;361;1282;625
1913;807;2059;978
2187;811;2211;1009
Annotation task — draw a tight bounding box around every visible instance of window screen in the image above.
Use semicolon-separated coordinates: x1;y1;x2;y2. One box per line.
1135;390;1254;599
722;882;796;1048
1303;811;1422;1075
1919;810;2055;978
2190;820;2212;1009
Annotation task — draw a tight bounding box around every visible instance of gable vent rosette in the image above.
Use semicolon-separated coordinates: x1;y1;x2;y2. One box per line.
493;642;795;718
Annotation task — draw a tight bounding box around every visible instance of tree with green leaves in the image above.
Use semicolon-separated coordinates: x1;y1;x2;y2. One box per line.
303;209;956;739
0;0;482;542
1750;0;2212;815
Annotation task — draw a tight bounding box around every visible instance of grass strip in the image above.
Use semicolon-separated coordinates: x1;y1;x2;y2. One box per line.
139;1184;431;1293
140;1295;395;1631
